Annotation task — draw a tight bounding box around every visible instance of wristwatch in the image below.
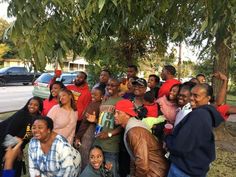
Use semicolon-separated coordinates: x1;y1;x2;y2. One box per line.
108;132;113;138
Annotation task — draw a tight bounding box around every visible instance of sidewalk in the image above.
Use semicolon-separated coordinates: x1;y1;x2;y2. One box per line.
0;111;15;121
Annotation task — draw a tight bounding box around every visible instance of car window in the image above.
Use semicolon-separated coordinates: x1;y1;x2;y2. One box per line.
19;67;27;73
61;75;76;84
0;67;9;73
8;67;21;73
36;73;53;83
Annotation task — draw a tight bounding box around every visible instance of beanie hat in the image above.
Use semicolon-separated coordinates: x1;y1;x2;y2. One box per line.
115;99;138;117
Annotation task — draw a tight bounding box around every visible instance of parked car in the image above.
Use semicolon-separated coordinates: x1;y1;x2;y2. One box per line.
0;66;40;86
32;72;77;99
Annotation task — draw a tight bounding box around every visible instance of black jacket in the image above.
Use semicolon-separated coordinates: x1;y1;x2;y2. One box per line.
0;110;39;162
165;104;224;177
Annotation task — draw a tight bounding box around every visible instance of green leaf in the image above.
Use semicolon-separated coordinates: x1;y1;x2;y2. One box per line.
112;0;118;7
98;0;106;13
60;41;69;51
200;19;208;33
127;0;131;12
172;32;179;40
37;49;45;66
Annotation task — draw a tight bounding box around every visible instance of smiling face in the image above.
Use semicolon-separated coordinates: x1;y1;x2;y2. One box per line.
28;99;40;114
177;88;191;107
91;88;103;102
169;85;180;101
59;91;72;105
51;84;62;98
106;79;120;96
89;147;104;170
190;85;210;108
133;84;147;97
31;120;50;141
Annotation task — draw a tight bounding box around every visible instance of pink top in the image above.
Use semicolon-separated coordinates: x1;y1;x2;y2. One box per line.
156;95;177;124
47;105;78;144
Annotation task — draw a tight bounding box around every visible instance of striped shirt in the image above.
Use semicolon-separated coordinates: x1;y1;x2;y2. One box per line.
28;135;81;177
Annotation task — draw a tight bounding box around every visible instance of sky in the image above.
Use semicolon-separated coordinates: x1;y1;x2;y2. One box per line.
0;2;198;62
0;2;15;22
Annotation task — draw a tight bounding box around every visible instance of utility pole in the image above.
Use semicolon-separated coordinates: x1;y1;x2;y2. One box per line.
178;42;182;80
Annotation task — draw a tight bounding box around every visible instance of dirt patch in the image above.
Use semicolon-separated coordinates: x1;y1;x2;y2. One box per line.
208;122;236;177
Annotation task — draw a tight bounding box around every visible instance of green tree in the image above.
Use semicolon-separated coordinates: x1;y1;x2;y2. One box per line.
0;43;9;58
3;0;236;90
0;18;9;38
164;0;235;94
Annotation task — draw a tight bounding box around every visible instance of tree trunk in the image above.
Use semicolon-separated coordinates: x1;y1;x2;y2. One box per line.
212;36;230;99
177;42;182;80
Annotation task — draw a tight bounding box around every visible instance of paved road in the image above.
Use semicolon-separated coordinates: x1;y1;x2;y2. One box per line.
0;85;33;113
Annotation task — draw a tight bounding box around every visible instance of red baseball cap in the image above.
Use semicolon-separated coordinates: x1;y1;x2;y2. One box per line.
115;99;138;117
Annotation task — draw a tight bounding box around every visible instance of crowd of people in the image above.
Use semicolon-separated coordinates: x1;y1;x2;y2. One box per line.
0;64;236;177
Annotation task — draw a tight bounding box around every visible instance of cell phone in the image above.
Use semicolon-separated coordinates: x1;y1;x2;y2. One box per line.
2;134;19;148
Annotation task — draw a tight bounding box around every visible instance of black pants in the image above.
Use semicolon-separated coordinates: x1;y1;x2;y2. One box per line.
119;131;130;177
14;160;26;177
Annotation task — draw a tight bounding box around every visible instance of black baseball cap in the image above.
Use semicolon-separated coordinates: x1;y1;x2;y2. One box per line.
132;78;147;87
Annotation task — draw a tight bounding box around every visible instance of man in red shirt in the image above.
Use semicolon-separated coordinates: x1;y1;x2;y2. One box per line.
67;71;92;122
158;65;181;98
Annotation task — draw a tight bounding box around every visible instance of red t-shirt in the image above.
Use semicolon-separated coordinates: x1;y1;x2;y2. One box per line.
216;104;230;121
67;83;92;121
42;98;58;116
158;79;181;98
144;103;158;117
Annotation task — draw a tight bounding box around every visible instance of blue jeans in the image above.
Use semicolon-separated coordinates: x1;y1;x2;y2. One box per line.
104;152;119;177
168;163;191;177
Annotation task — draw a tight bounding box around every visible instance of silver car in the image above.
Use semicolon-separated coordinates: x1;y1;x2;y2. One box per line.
32;72;77;99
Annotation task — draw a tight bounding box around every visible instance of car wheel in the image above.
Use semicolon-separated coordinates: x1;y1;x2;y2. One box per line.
0;79;6;86
23;82;29;85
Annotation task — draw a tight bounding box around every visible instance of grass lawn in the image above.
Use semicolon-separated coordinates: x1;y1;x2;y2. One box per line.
227;94;236;106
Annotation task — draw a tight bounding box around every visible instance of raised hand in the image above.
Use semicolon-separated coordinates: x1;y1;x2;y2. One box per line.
213;71;227;81
86;111;97;123
4;138;23;170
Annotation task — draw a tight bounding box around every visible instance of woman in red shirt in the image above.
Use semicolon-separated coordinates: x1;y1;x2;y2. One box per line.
42;81;65;116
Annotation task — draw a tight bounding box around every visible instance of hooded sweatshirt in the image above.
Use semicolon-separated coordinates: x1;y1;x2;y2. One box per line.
67;83;92;120
165;104;224;177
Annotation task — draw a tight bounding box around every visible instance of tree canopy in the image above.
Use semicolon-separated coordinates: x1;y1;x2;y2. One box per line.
2;0;236;82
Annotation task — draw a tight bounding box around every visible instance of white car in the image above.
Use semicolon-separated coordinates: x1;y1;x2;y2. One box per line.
32;72;77;99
